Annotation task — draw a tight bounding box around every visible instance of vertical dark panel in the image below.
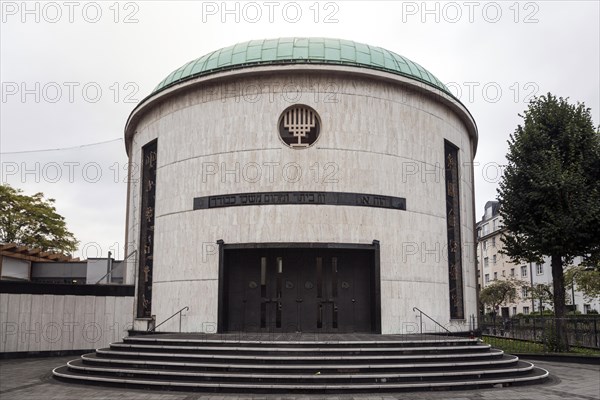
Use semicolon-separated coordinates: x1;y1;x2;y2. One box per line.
445;140;464;319
217;239;225;332
275;257;283;329
331;257;338;329
137;140;157;318
371;240;381;333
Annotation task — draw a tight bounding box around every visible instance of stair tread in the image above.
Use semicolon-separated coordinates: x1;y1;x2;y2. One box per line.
124;336;479;346
68;358;534;378
111;343;491;352
53;365;550;389
82;352;519;369
95;348;504;360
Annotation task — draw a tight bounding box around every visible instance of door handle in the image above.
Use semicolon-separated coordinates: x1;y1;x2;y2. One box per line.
261;298;277;303
296;298;303;303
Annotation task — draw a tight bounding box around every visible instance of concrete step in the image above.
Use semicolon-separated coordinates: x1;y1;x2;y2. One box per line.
66;358;536;381
80;351;520;371
94;347;506;363
110;342;491;354
51;334;550;393
123;335;480;348
52;364;550;392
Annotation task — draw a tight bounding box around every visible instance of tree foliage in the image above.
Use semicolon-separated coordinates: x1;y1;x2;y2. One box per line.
479;280;519;311
564;266;600;302
497;93;600;351
0;184;78;254
527;283;555;309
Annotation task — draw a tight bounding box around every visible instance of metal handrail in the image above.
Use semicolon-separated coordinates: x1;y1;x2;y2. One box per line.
95;249;137;284
148;306;189;332
412;307;451;335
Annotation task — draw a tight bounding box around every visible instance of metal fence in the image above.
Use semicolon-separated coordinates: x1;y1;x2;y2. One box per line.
479;315;600;350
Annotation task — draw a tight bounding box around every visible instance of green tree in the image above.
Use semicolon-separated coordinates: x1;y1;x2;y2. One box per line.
527;283;555;310
0;184;78;254
565;266;600;303
497;94;600;351
479;279;519;315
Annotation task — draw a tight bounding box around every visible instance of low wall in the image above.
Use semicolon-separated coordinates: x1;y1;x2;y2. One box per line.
0;282;134;355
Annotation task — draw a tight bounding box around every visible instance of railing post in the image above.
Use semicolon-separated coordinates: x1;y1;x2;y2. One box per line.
412;307;451;336
149;306;189;333
595;318;599;348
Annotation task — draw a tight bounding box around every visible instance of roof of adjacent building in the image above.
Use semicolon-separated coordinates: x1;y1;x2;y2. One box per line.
0;243;79;262
152;37;451;96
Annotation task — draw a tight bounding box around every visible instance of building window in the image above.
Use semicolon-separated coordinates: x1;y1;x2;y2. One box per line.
522;287;528;298
493;254;497;265
502;270;505;277
512;306;517;315
584;304;591;314
493;272;497;280
510;268;515;276
521;265;527;277
484;257;489;268
492;237;496;247
485;274;489;283
483;240;487;250
523;306;530;315
536;263;543;275
482;224;489;236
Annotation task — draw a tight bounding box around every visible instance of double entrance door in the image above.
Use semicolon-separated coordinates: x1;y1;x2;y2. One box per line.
224;248;374;333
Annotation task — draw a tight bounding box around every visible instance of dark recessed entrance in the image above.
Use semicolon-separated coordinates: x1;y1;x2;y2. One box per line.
218;243;380;333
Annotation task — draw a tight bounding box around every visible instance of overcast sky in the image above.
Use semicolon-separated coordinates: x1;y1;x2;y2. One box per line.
1;1;598;260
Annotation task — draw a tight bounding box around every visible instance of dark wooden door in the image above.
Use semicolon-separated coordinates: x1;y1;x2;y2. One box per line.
338;251;372;332
225;250;264;332
224;248;373;333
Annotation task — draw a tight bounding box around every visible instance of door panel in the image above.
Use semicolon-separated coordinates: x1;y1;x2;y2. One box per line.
279;254;298;332
297;253;318;332
224;248;374;333
225;251;263;331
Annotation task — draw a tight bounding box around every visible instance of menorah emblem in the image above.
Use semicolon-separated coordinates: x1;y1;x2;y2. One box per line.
278;105;321;148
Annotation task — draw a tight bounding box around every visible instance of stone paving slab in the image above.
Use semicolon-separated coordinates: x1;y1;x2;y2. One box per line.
0;356;598;400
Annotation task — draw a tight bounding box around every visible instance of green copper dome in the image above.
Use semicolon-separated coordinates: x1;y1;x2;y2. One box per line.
152;37;451;96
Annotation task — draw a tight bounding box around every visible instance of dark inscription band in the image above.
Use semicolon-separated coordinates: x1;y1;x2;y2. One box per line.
193;191;406;211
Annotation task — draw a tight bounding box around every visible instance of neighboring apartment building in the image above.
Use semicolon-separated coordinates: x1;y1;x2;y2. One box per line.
476;201;599;316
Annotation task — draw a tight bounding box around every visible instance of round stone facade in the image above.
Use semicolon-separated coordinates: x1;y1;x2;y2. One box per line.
124;44;478;335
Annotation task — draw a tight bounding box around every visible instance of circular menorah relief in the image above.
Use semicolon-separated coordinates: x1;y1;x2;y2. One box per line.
278;104;321;148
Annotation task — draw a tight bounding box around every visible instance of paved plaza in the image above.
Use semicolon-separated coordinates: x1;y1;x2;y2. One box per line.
0;355;598;400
